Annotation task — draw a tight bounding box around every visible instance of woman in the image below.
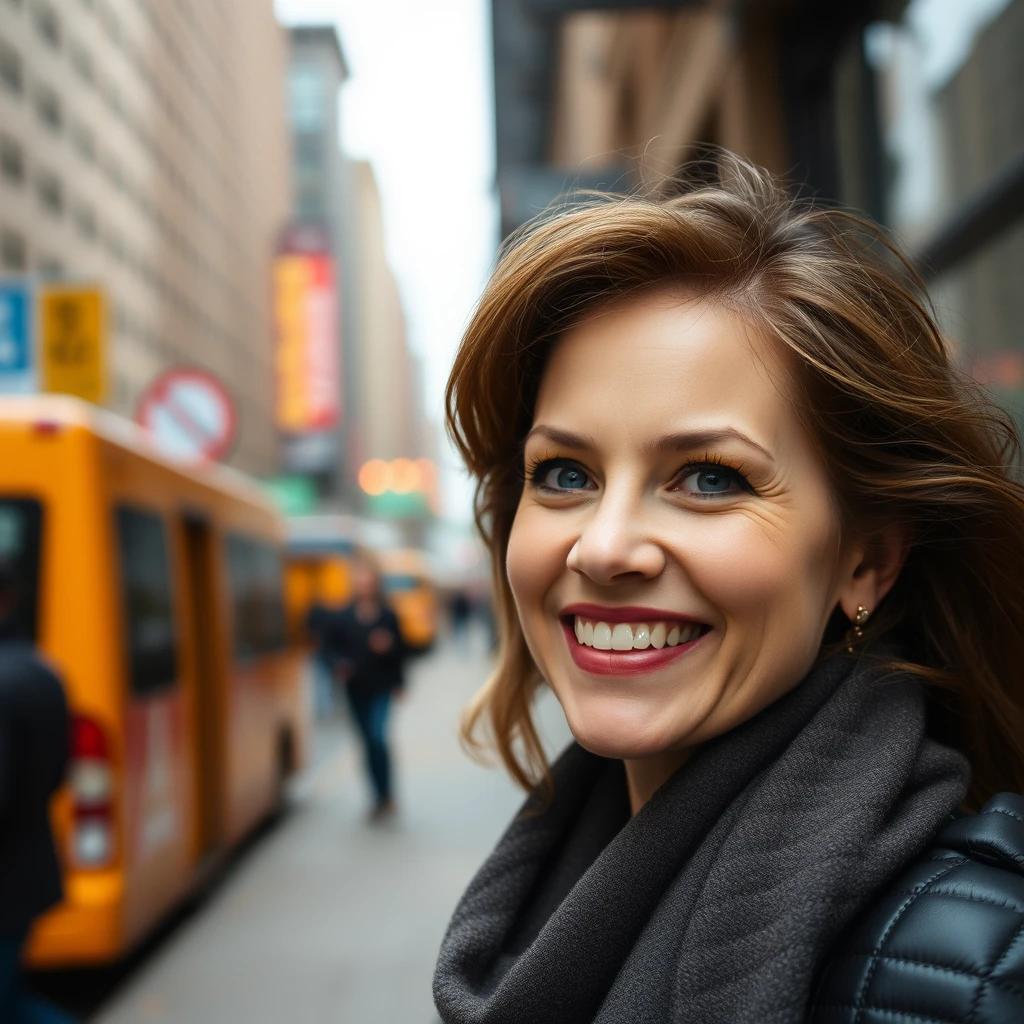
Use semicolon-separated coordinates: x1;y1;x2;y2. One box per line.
432;155;1024;1023
323;552;406;820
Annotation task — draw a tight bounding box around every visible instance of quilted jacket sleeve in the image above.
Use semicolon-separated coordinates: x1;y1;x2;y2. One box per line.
809;793;1024;1024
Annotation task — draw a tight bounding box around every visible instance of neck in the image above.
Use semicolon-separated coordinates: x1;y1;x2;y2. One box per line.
623;748;693;814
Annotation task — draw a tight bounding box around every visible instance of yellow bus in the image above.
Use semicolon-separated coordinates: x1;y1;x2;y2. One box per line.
282;520;437;653
0;396;308;968
283;517;356;645
378;547;437;652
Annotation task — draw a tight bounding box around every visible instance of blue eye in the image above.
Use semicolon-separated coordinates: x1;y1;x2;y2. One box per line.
532;460;593;492
678;464;748;497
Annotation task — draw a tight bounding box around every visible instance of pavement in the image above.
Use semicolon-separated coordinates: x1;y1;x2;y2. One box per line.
90;629;570;1024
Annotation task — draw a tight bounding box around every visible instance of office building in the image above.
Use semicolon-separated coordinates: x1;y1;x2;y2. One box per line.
0;0;292;476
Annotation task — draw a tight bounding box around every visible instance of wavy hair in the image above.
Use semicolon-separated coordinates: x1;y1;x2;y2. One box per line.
446;153;1024;810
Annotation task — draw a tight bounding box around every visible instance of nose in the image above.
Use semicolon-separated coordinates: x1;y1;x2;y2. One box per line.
566;491;665;586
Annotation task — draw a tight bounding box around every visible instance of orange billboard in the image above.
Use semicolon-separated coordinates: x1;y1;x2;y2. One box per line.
274;253;340;433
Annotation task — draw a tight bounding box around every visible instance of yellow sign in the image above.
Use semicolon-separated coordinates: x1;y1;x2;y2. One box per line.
40;285;106;403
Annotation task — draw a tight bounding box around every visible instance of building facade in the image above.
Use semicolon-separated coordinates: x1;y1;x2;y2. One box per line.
492;0;1024;422
349;160;423;469
282;24;356;499
0;0;291;476
282;27;433;518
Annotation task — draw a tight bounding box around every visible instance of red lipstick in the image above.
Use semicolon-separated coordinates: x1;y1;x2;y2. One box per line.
560;603;705;625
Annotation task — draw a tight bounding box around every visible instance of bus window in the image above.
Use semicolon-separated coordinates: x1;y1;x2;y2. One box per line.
0;498;43;643
115;507;178;695
384;574;419;593
225;535;286;661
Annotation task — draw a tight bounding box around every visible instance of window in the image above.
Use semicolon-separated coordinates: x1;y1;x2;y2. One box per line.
69;40;93;83
0;228;26;270
35;255;62;275
73;201;96;239
33;1;60;48
71;121;95;161
105;228;123;262
0;134;23;184
288;63;325;132
36;169;62;215
0;37;22;95
103;152;122;190
225;535;286;661
35;83;61;131
116;507;177;694
0;499;43;643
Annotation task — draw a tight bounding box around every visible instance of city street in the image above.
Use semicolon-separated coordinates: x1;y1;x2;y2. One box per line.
88;631;570;1024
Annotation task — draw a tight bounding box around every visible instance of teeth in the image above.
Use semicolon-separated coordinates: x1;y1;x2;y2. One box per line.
611;623;633;650
572;616;701;652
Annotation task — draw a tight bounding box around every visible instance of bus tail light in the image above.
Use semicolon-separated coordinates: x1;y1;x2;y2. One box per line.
69;716;115;868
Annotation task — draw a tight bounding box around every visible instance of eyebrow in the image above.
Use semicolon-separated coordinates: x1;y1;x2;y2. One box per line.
525;424;775;462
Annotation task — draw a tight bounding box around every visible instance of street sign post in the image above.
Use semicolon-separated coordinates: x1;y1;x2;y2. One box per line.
0;280;35;394
136;368;237;464
39;284;106;403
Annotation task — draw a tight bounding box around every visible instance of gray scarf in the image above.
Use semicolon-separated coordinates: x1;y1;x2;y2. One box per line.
433;653;970;1023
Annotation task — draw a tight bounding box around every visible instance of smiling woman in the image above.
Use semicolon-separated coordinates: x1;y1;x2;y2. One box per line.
433;154;1024;1024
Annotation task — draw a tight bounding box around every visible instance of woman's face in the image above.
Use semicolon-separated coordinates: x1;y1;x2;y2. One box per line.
507;289;864;761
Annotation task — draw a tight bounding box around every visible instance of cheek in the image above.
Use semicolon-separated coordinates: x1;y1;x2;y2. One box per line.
683;505;839;625
506;504;566;621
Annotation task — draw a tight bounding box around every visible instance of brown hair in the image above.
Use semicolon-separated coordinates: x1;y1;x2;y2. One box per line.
446;153;1024;810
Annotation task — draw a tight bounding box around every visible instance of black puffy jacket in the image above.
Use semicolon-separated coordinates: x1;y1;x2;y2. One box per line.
811;793;1024;1024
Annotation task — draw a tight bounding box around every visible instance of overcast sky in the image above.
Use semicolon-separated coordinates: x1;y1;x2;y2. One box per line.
274;0;497;523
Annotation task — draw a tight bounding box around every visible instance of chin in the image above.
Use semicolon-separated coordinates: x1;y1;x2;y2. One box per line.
561;696;683;761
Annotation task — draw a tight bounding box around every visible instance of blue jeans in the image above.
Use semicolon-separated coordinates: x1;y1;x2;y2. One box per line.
0;929;79;1023
345;690;393;807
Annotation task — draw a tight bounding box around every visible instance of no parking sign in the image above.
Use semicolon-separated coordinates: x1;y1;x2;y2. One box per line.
136;368;237;464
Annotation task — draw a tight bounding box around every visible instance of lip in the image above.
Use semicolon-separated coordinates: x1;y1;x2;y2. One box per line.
559;603;706;626
559;619;709;677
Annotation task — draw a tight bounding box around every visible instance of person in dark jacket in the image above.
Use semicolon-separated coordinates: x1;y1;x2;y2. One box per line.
432;153;1024;1023
322;552;406;821
0;561;75;1023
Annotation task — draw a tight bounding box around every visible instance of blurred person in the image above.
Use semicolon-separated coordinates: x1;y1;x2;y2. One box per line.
322;553;406;820
448;590;471;651
304;598;336;717
0;562;75;1024
433;154;1024;1023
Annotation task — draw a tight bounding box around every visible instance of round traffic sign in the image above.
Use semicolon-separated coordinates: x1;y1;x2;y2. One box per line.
136;368;237;464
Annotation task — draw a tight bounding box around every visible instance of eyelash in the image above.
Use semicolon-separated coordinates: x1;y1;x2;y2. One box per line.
523;452;755;496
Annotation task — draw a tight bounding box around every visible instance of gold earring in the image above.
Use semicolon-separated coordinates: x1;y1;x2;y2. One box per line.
846;605;870;653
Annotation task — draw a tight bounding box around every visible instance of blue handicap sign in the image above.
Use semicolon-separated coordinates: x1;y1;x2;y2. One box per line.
0;281;35;393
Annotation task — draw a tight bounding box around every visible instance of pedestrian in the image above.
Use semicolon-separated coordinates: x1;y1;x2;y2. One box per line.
433;152;1024;1023
0;560;77;1024
323;552;406;821
304;597;335;717
448;590;471;651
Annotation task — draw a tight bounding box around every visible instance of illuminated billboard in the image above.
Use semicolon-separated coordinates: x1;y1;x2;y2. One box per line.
274;252;340;434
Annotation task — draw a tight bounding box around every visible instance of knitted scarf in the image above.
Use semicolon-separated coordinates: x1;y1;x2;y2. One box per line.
433;653;970;1023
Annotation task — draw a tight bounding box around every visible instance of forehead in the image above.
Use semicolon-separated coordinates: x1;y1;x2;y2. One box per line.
533;290;795;441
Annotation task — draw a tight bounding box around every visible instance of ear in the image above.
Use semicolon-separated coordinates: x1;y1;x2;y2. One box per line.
837;522;910;622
